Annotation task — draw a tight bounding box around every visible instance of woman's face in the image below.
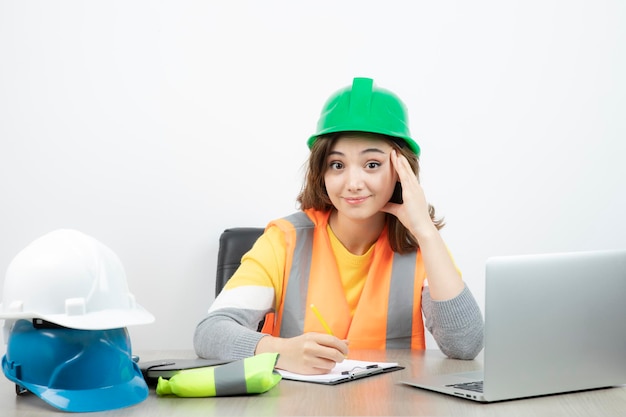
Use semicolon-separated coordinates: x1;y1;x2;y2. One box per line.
323;134;398;221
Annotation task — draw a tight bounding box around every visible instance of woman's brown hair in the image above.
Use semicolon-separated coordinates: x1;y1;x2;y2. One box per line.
297;132;444;254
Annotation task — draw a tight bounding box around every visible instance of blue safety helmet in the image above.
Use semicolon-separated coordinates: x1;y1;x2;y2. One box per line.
1;319;148;412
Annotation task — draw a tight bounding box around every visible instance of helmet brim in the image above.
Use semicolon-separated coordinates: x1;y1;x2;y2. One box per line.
307;129;421;157
3;358;148;412
0;304;155;330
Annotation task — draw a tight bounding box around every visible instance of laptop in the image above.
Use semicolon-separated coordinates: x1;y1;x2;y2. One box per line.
402;249;626;402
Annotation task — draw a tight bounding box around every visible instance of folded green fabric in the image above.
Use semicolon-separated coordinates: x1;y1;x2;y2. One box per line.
156;352;281;397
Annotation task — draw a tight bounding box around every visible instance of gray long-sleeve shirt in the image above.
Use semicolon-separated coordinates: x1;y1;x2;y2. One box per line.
194;284;483;361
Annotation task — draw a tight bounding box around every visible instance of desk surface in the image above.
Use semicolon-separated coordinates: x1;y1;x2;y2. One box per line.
2;349;624;416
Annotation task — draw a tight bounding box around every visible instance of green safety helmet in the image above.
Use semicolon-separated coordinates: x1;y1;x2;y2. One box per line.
307;77;420;156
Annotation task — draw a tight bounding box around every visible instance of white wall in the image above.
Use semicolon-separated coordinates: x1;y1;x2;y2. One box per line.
1;1;625;352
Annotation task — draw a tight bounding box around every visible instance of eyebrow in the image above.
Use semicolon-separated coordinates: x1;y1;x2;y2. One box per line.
328;148;388;157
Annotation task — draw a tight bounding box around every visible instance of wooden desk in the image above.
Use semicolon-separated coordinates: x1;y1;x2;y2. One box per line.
1;349;624;416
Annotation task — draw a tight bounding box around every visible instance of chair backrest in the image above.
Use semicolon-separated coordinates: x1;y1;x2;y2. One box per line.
215;227;264;297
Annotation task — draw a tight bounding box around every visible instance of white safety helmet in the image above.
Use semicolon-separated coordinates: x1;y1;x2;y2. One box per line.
0;229;154;338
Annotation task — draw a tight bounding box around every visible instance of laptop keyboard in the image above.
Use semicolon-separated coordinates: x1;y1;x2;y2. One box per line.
446;380;484;393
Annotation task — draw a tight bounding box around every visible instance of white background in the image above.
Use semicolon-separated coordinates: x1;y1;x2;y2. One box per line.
1;1;625;352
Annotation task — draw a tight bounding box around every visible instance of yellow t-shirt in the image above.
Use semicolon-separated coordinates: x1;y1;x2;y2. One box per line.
326;224;375;317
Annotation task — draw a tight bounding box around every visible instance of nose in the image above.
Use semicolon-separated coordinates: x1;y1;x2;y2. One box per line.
346;167;364;192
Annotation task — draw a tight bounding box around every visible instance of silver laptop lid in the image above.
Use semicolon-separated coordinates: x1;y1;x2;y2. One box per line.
483;249;626;401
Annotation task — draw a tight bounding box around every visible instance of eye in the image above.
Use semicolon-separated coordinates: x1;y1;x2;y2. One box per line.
328;161;343;170
366;161;381;169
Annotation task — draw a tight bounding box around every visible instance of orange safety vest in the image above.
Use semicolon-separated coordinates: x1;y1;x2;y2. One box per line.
261;209;426;349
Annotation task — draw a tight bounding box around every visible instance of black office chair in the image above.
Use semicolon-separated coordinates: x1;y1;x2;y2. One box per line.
215;227;264;297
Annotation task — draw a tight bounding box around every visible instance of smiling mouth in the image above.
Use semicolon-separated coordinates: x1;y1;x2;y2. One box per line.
344;196;369;205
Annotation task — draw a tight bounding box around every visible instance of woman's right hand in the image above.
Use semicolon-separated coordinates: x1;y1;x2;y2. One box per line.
255;332;349;374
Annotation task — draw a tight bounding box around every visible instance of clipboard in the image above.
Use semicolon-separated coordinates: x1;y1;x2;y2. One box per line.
276;359;404;385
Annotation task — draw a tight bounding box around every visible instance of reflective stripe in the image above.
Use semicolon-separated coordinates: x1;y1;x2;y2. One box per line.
280;212;313;337
386;251;416;348
213;360;248;396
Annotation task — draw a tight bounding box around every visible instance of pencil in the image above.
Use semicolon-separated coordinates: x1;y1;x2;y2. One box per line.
310;304;334;336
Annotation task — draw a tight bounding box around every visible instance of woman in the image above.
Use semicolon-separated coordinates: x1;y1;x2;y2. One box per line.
194;78;483;375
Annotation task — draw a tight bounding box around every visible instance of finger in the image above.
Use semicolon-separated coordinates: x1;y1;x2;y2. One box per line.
321;337;350;359
302;347;342;374
395;153;421;190
328;339;349;359
311;334;349;362
391;150;412;182
310;356;339;373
